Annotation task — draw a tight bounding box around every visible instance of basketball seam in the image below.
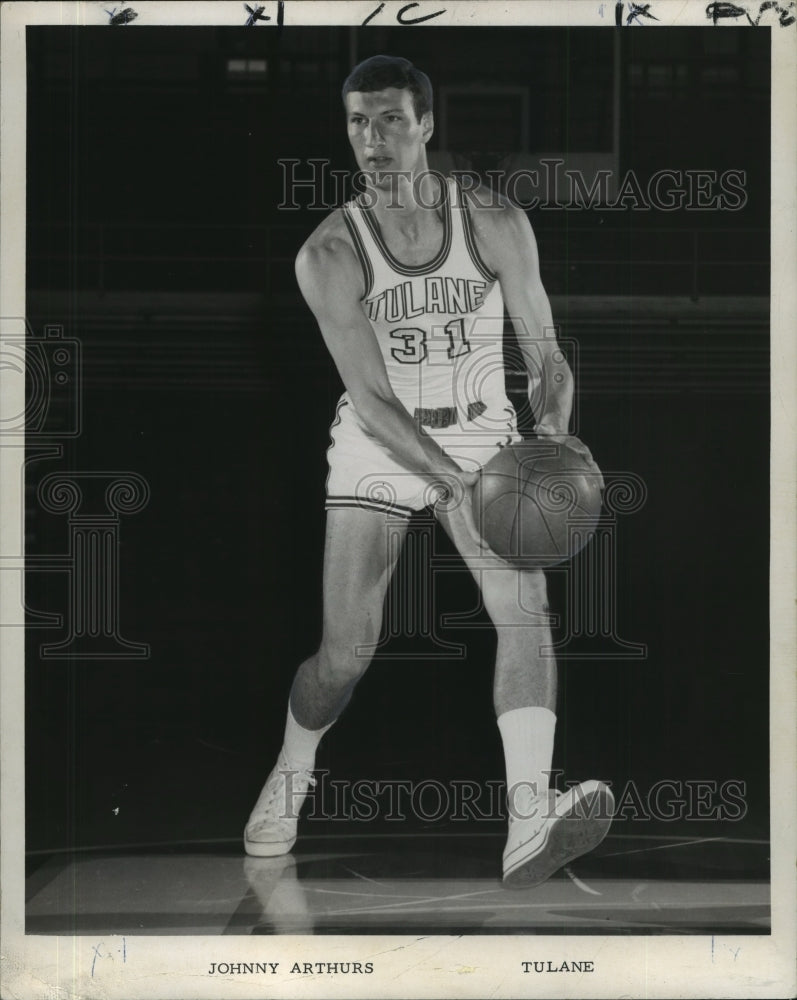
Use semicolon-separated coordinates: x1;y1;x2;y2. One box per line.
509;494;521;555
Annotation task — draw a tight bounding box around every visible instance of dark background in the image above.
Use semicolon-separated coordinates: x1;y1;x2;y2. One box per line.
25;26;770;856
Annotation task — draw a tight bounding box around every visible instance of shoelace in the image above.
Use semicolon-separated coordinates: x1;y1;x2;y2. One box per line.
252;767;317;828
508;788;561;825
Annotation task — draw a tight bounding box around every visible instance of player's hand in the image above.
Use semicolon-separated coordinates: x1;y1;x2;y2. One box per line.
534;425;605;492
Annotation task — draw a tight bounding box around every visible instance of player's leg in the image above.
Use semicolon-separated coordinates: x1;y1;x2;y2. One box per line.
434;502;557;772
291;505;410;729
244;506;409;856
435;501;613;888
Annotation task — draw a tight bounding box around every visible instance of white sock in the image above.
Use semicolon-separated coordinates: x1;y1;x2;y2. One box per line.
282;705;333;771
497;706;556;801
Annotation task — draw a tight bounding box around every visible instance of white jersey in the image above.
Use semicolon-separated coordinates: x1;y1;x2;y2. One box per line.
341;175;512;433
326;176;520;516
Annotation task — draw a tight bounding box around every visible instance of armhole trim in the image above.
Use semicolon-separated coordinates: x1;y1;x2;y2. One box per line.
342;206;374;300
455;178;498;283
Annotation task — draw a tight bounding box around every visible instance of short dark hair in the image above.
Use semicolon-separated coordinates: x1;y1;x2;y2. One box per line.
342;55;433;122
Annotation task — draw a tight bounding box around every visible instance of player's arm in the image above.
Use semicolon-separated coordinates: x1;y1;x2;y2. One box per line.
295;232;471;494
472;196;602;484
483;202;573;435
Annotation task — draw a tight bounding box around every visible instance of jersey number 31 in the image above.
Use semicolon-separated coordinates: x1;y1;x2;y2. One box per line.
389;319;471;364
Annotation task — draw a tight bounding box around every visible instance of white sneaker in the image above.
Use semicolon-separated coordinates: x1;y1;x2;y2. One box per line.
502;780;614;889
243;751;316;857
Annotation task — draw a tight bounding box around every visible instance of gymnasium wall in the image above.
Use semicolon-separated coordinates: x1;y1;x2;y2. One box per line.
24;26;770;851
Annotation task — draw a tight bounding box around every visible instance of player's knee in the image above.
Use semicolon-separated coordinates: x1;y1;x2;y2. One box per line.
482;568;549;623
316;635;374;687
322;597;382;657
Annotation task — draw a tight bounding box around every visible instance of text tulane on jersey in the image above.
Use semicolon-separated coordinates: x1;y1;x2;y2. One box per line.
364;275;490;323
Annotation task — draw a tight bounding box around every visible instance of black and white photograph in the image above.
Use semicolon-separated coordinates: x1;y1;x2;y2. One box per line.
1;1;795;998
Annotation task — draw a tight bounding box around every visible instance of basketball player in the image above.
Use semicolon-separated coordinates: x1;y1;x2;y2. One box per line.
245;56;614;888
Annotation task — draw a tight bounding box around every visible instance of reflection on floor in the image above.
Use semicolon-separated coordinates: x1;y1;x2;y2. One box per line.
26;833;769;936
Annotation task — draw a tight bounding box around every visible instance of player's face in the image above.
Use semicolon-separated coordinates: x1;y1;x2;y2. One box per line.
345;88;433;187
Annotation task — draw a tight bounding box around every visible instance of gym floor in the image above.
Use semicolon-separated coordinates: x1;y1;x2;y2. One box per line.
26;831;769;936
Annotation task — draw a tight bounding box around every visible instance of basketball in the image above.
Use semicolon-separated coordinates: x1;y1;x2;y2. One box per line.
472;439;603;568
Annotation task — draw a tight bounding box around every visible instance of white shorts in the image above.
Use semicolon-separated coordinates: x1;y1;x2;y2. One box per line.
325;393;521;518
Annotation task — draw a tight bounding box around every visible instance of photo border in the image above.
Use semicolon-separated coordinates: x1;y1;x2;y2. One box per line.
1;2;794;997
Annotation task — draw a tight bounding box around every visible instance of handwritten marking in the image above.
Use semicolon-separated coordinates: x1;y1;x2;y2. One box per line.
706;0;796;23
244;3;270;26
104;6;138;24
626;2;660;24
397;2;446;24
711;938;743;963
706;1;754;22
363;2;446;26
362;2;385;25
90;939;127;977
90;944;103;979
755;0;795;25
